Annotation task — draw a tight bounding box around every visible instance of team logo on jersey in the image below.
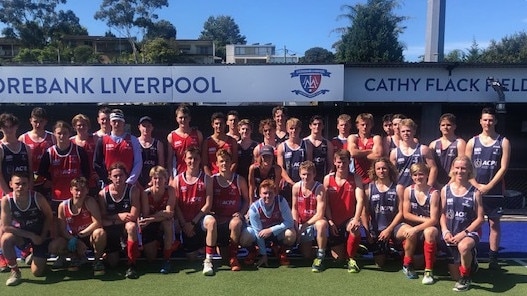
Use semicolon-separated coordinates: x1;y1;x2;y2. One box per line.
446;209;455;219
290;69;331;98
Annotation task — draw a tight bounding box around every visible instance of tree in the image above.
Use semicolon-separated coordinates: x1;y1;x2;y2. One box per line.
74;45;95;63
300;47;335;63
94;0;169;63
199;15;246;61
465;39;482;63
480;32;527;63
145;20;177;40
334;0;406;63
141;38;179;64
444;49;466;62
0;1;85;48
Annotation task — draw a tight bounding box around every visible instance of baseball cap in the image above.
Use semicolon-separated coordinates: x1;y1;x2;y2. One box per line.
139;116;153;124
260;145;274;156
109;110;125;122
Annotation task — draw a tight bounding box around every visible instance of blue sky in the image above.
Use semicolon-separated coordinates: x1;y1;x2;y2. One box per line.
35;0;527;61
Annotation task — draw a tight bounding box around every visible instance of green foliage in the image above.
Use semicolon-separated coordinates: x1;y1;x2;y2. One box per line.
199;15;246;61
74;45;95;63
145;20;177;40
300;47;335;63
141;38;179;64
335;0;406;63
95;0;169;63
13;48;40;63
480;31;527;63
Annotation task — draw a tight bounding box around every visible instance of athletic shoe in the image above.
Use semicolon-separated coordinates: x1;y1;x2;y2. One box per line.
125;266;139;279
160;260;171;274
422;270;435;285
0;254;9;273
68;258;81;271
347;258;360;273
452;276;471;292
20;248;32;265
402;265;418;279
6;269;21;286
244;247;258;265
23;253;33;266
311;258;323;273
202;259;214;276
230;257;241;271
51;256;67;270
93;261;105;276
488;258;500;270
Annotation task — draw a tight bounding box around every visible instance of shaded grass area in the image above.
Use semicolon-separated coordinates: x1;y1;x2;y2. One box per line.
1;258;526;296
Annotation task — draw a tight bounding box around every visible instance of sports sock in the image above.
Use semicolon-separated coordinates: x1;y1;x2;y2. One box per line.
317;248;325;259
403;256;413;267
346;234;360;258
424;241;436;270
205;245;216;260
127;240;138;265
459;264;470;277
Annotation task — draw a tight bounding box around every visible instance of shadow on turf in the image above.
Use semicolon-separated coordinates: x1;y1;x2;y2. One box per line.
471;262;527;293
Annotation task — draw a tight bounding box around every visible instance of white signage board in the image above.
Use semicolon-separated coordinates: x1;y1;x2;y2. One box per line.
0;65;344;103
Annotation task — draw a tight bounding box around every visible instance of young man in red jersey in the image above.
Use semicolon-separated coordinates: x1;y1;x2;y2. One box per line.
202;112;238;176
324;149;365;273
49;177;106;275
348;113;383;184
211;149;250;271
291;161;328;272
174;146;218;276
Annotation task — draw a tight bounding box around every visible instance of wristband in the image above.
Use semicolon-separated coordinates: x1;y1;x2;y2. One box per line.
442;230;451;239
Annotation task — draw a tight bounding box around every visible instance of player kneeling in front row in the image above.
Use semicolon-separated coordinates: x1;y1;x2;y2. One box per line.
174;147;218;276
397;163;440;284
324;149;365;273
98;162;141;279
1;172;53;286
244;179;296;267
211;149;250;271
49;177;106;275
139;166;178;274
440;156;484;292
291;161;328;272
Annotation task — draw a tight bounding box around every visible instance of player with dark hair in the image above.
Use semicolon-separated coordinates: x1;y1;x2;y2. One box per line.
137;116;165;189
324;149;365;273
429;113;466;188
236;119;258;181
465;107;510;270
174;147;218;276
440;156;484;292
226;110;241;141
272;106;289;144
202;112;238;176
94;106;111;137
253;118;277;159
98;162;141;279
305;115;334;183
1;172;53;286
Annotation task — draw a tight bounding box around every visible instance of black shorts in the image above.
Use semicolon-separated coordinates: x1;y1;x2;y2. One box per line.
181;218;206;253
482;195;504;218
446;232;480;264
18;237;50;259
328;221;350;247
103;224;126;253
217;222;231;247
141;222;163;245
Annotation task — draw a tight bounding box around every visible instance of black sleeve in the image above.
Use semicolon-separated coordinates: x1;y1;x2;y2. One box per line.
37;150;52;180
93;137;108;184
77;146;91;180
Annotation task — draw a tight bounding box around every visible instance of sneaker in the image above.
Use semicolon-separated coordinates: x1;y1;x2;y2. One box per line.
51;256;67;270
93;261;105;276
311;257;323;273
202;259;214;276
68;258;81;271
160;260;171;274
6;269;21;286
488;258;500;270
347;258;360;273
422;270;435;285
23;253;33;266
125;266;139;279
453;276;471;292
402;265;418;279
230;257;241;271
20;248;32;265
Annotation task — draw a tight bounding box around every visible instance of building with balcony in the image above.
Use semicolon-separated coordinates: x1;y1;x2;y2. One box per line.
225;43;299;64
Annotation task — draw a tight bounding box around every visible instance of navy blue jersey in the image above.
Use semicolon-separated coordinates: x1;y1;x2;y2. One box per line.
309;138;329;183
1;142;30;184
368;182;398;235
433;139;459;185
396;144;424;187
8;191;45;235
237;140;258;180
139;138;160;188
444;184;477;234
471;135;504;196
104;184;134;215
409;185;436;218
282;140;307;183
